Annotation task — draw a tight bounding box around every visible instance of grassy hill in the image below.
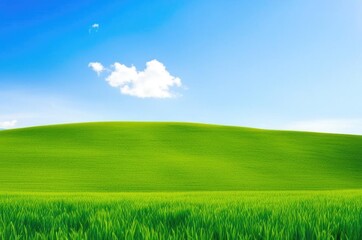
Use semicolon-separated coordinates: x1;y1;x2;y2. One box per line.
0;122;361;192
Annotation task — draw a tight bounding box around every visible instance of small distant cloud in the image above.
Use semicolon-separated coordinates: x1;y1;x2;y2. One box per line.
284;119;362;135
89;23;100;33
0;120;17;129
89;59;183;98
88;62;105;76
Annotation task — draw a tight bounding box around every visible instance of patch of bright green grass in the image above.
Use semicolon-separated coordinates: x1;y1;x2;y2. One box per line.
0;122;361;192
0;190;361;239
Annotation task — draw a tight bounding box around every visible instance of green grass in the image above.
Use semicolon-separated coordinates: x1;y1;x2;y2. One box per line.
0;191;361;239
0;122;361;192
1;122;361;239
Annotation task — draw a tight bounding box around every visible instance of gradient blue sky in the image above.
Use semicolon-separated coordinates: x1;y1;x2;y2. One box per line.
1;0;362;134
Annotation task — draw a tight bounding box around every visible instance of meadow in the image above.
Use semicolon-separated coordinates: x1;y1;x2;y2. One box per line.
0;191;361;239
0;122;361;191
0;122;361;239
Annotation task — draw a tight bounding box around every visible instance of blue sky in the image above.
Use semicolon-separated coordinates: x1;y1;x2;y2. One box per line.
1;0;362;134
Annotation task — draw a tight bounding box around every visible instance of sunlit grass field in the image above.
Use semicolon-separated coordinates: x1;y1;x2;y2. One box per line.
1;191;361;239
0;122;361;191
0;122;361;239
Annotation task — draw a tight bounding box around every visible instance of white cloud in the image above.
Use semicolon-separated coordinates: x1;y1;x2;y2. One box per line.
89;23;100;33
88;62;105;76
0;91;100;129
0;120;17;129
90;59;182;98
284;119;362;135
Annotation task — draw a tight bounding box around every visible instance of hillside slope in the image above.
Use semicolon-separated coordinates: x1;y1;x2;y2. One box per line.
0;122;361;192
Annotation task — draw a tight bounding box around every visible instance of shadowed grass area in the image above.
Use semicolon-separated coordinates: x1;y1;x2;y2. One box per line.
0;191;361;239
0;122;361;191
